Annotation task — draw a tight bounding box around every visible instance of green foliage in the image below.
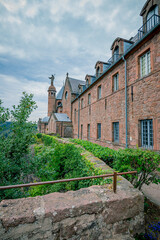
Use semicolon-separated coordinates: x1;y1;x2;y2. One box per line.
113;148;160;190
0;99;10;124
0;92;37;200
29;136;110;197
42;134;57;146
70;139;160;190
36;133;42;139
70;139;115;167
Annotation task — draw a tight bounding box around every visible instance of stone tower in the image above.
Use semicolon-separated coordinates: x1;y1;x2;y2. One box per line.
48;75;56;116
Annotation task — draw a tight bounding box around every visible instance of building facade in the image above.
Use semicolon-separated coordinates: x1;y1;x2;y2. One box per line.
38;0;160;151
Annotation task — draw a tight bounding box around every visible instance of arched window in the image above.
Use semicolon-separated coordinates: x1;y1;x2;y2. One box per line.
65;91;68;99
113;46;119;62
147;5;158;31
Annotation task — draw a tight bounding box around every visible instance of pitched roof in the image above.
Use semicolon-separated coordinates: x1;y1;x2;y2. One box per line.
41;116;49;123
56;86;64;100
54;113;71;122
68;77;85;94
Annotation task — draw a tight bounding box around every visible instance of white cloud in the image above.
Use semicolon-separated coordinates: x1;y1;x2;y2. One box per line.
0;15;22;24
0;74;49;121
0;0;26;13
0;45;26;59
0;0;147;122
25;4;39;18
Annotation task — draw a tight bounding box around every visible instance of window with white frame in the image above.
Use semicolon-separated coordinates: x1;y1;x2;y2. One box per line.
113;73;119;92
141;119;153;149
140;51;151;78
98;85;101;99
113;122;119;143
147;5;158;31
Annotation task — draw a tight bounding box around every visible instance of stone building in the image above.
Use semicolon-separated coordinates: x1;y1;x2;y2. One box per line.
38;74;85;137
38;0;160;151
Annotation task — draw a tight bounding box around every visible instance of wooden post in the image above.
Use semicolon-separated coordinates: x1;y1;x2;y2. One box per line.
113;172;117;193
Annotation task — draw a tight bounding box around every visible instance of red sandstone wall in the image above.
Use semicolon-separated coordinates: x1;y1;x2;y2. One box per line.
72;28;160;151
61;79;72;119
48;115;56;134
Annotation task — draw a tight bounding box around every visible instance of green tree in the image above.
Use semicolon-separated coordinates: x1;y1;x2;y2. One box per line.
0;99;10;123
0;92;37;200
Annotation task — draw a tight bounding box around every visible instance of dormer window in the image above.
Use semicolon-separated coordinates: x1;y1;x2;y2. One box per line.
78;85;83;93
113;46;119;62
147;5;158;31
86;79;89;87
96;66;101;78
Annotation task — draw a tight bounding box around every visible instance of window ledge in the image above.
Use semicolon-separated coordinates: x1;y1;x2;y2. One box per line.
138;71;152;81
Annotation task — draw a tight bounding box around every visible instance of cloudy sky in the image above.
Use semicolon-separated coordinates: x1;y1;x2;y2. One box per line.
0;0;146;121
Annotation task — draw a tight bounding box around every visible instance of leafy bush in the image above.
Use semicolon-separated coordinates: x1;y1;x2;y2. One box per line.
29;136;111;197
36;133;42;139
70;139;160;190
113;148;160;190
42;134;57;146
70;139;116;167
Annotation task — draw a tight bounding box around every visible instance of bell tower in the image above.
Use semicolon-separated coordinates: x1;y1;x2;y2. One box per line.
48;74;56;116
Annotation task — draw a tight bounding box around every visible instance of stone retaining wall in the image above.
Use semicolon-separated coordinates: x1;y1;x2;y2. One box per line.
0;141;144;239
0;182;144;240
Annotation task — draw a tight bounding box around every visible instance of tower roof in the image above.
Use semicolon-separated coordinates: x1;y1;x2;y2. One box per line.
48;85;56;91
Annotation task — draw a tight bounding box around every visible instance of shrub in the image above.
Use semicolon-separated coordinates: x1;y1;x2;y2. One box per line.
29;137;111;197
113;148;160;190
70;139;160;190
36;133;42;139
70;139;116;167
42;134;57;146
